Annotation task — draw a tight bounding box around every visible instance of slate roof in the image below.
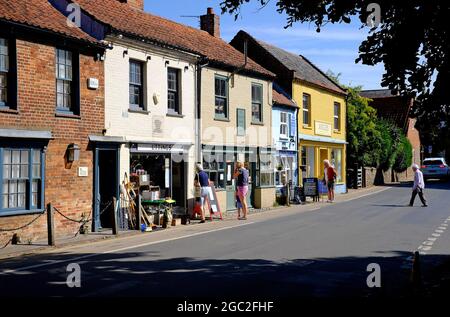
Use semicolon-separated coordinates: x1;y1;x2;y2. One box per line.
232;31;346;95
70;0;274;78
0;0;100;44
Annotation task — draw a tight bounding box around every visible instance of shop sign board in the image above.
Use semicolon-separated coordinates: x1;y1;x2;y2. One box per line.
303;177;318;197
315;121;332;137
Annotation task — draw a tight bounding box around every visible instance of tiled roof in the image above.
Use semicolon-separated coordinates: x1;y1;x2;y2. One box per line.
0;0;100;44
360;89;399;99
273;89;296;107
361;89;413;132
71;0;274;78
235;31;346;95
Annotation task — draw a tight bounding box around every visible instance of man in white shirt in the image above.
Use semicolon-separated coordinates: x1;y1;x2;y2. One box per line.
409;164;428;207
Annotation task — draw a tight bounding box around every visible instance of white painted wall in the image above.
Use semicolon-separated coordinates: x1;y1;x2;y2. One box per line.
104;38;196;200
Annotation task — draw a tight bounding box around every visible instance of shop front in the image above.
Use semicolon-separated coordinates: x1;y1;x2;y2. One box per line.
202;145;276;211
299;135;347;194
129;142;193;213
274;150;298;200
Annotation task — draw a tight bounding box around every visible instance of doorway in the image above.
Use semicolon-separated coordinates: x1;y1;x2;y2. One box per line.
319;148;329;178
94;147;119;231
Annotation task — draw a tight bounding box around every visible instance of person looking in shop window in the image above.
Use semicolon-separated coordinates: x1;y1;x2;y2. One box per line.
194;163;210;223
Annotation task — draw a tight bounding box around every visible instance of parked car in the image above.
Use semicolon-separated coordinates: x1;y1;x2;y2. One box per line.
422;158;450;181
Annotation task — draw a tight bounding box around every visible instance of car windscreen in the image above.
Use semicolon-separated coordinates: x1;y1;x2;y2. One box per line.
424;160;444;165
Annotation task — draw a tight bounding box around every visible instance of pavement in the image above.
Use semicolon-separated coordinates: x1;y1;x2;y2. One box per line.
0;181;449;298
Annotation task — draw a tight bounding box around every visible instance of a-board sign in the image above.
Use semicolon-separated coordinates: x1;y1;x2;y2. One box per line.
205;182;223;220
303;178;319;197
318;180;328;195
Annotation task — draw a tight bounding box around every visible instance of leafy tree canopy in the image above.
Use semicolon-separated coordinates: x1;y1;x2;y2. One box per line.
221;0;450;152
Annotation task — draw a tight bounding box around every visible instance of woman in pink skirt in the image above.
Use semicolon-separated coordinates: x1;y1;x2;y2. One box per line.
234;161;249;220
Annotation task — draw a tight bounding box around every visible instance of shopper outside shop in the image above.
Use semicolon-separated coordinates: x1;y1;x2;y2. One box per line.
234;161;249;220
194;164;210;223
323;160;337;203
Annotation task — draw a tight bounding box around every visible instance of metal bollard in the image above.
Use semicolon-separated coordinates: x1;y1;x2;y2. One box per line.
47;203;55;246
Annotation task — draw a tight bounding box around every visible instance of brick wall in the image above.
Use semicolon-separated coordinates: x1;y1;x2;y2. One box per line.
0;39;104;244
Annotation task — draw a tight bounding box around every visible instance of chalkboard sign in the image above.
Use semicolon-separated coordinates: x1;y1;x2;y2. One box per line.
205;182;223;220
303;178;319;197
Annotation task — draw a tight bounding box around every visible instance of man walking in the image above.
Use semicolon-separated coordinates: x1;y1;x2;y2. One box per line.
409;164;428;207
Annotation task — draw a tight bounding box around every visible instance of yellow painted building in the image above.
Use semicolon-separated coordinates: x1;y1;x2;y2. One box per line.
293;80;348;193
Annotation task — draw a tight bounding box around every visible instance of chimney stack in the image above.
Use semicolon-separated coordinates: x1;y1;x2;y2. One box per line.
200;7;220;38
118;0;144;11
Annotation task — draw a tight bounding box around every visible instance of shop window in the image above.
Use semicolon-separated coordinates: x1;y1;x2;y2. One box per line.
251;83;263;123
129;60;145;111
301;146;315;178
258;153;274;187
167;67;181;115
302;93;311;126
203;159;225;189
0;37;17;110
0;147;44;215
334;102;341;131
215;75;228;119
56;48;79;114
280;112;288;138
331;148;342;182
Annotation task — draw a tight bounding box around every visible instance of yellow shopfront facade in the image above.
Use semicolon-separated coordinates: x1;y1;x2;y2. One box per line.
293;80;347;193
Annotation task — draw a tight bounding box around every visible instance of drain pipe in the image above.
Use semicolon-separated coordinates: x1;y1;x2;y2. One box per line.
195;58;209;164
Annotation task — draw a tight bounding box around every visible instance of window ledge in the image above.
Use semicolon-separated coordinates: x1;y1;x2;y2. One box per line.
0;209;45;218
214;117;230;122
0;107;19;114
302;125;312;130
128;108;149;115
166;113;184;118
334;130;342;134
55;112;81;119
251;121;264;126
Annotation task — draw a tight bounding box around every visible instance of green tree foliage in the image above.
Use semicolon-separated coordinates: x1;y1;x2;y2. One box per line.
346;87;382;168
393;135;413;172
376;120;403;171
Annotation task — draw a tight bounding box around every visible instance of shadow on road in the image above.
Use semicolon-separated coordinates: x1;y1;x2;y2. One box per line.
1;250;449;298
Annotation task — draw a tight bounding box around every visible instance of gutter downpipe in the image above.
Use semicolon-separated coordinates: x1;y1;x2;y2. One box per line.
196;59;209;164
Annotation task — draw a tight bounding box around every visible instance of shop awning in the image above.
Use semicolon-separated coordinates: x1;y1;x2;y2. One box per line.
0;128;52;139
298;134;347;145
130;141;193;154
89;135;126;143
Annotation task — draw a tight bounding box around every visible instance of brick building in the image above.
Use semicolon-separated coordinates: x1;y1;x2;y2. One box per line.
0;0;105;244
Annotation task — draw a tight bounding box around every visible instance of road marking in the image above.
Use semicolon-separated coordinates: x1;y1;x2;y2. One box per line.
0;221;256;275
414;216;450;256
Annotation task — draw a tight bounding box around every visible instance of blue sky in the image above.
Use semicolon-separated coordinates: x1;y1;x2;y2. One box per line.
145;0;384;89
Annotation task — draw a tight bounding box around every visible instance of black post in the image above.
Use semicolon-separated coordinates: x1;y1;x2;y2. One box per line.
47;203;55;246
112;197;118;235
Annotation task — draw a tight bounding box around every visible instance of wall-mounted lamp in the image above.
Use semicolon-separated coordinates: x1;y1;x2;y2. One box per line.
123;49;128;58
165;60;170;67
184;65;189;72
67;144;81;163
146;56;152;61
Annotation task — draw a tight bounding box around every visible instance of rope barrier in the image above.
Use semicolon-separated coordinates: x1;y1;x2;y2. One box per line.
0;211;45;232
0;239;12;249
53;200;113;224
